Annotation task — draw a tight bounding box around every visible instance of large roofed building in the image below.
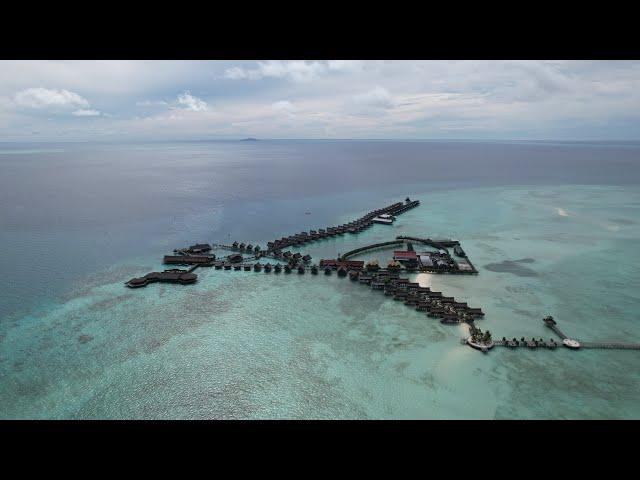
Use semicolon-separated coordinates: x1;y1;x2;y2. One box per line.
393;250;417;261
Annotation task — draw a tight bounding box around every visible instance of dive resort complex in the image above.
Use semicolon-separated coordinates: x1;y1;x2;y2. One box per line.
125;197;640;356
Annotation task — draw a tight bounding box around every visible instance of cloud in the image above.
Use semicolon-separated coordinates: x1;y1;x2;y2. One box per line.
14;87;89;109
3;61;640;141
225;61;327;82
272;100;296;112
72;109;101;116
353;86;395;109
136;99;169;107
176;91;207;111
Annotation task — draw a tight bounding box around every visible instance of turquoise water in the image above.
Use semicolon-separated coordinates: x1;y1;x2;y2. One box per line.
2;182;639;418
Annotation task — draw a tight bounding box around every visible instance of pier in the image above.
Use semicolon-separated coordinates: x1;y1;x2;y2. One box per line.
463;316;640;354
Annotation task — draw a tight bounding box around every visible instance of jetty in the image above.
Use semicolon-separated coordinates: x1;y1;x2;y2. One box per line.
163;255;215;265
464;316;640;354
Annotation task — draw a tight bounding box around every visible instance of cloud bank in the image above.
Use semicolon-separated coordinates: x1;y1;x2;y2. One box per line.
1;60;640;141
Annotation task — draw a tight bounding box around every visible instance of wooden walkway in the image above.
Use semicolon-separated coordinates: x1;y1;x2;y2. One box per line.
581;342;640;350
484;318;640;353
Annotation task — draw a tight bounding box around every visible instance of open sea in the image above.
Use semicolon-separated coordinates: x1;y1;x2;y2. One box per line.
1;139;639;419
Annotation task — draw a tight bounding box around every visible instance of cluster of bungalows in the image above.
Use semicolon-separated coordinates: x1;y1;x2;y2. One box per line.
335;269;484;324
231;241;261;254
261;198;421;254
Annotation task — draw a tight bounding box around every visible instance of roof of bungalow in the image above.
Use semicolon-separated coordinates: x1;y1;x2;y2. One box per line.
393;251;418;260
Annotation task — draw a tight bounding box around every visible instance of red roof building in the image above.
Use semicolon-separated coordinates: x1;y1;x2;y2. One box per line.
393;251;418;261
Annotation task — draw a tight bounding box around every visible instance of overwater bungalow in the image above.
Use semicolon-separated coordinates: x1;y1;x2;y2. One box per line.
244;264;252;271
254;245;261;253
349;270;359;281
253;263;262;272
337;266;347;277
274;264;282;273
324;267;332;275
264;263;272;272
188;243;212;254
297;265;305;274
224;263;232;270
228;253;243;263
387;260;402;272
234;264;242;271
365;260;380;272
311;265;318;274
284;264;292;273
232;241;239;249
302;254;312;263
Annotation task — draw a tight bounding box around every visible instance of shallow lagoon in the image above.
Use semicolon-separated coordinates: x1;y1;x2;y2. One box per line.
2;185;639;418
1;141;639;418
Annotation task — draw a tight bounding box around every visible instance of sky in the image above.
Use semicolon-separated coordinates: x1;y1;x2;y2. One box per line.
2;60;640;142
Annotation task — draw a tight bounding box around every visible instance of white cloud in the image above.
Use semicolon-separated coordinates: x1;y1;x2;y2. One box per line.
72;109;101;116
136;99;169;107
223;66;252;80
3;61;640;141
14;87;89;109
353;86;395;109
225;61;328;82
176;91;207;111
272;100;296;112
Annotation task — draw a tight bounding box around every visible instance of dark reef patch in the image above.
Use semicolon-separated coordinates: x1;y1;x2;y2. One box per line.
610;218;636;225
483;258;538;277
78;334;94;344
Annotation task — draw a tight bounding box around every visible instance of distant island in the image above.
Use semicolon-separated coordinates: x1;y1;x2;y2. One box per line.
240;137;259;142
